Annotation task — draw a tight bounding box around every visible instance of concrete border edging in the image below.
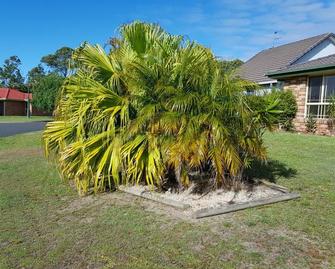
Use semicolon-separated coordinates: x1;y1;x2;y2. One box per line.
118;186;191;210
193;192;300;219
118;185;300;219
259;180;289;193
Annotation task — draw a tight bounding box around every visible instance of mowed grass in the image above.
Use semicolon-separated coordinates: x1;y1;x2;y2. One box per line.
0;132;334;268
0;116;52;123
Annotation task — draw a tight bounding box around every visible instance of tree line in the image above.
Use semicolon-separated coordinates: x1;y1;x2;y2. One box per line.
0;47;73;113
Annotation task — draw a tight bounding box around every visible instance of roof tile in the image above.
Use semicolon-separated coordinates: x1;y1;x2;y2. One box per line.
0;88;32;101
237;33;332;83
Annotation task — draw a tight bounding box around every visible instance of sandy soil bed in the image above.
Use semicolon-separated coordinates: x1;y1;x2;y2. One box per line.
120;184;284;214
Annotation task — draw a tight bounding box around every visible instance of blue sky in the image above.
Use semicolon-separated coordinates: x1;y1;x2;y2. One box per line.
1;0;335;76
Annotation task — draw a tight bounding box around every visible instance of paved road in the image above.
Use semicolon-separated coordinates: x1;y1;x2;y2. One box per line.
0;122;47;137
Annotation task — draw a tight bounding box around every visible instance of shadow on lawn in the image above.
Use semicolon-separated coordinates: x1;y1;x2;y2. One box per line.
245;159;297;183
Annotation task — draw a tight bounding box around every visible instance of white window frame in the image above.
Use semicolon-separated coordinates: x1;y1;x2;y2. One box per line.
305;75;334;118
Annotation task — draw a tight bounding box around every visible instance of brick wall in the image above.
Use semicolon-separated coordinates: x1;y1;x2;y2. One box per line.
283;76;333;135
4;100;26;116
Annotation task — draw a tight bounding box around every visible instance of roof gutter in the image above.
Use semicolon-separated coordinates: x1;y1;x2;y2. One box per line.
267;64;335;78
0;98;30;102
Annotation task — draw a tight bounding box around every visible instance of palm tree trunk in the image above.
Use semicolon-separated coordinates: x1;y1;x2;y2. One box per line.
174;163;183;190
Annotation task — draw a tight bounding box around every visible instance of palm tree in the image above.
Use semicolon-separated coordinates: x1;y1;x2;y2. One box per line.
43;21;276;195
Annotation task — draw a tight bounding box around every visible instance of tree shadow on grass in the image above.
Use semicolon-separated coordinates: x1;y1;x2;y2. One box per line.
245;159;297;183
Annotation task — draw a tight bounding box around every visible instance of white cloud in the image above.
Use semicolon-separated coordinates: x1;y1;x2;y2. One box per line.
123;0;335;61
163;0;335;60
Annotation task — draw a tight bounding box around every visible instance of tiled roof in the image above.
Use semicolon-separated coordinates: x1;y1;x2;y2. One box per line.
237;33;333;83
267;54;335;75
0;88;32;101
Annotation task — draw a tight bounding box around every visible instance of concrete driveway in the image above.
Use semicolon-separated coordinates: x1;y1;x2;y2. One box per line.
0;122;47;137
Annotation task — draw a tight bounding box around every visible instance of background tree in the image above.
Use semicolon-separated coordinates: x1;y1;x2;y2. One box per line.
41;47;74;77
31;73;64;113
0;56;26;90
26;64;45;88
27;47;73;113
217;58;244;73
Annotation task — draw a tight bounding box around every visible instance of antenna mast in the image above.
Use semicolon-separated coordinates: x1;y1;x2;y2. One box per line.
272;31;280;48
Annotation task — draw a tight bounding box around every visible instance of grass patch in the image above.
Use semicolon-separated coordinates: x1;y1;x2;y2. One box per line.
0;131;334;268
0;116;52;123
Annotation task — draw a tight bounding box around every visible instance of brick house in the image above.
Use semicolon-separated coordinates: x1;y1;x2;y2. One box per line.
238;33;335;135
0;88;32;116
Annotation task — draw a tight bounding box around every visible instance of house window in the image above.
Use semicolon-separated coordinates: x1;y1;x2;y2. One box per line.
324;76;335;102
306;75;335;118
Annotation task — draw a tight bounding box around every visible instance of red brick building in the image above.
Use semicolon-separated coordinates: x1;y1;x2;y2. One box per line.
0;88;32;116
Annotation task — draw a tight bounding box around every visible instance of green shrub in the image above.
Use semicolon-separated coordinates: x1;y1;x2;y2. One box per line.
246;89;297;131
305;116;317;133
269;89;297;130
327;96;335;132
32;73;64;113
328;96;335;119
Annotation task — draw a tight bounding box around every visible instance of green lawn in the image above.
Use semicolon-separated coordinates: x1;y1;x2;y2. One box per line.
0;132;334;268
0;116;52;123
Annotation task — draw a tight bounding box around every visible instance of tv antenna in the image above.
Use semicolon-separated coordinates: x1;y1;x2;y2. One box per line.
272;31;280;48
